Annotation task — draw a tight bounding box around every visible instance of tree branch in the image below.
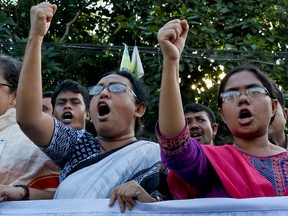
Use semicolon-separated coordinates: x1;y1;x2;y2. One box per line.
60;0;89;42
60;9;81;42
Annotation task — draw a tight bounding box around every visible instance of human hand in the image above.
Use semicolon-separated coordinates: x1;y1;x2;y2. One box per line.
109;180;157;213
157;19;189;61
29;1;57;40
0;184;26;202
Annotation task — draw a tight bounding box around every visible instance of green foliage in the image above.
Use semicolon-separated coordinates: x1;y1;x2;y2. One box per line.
0;0;287;142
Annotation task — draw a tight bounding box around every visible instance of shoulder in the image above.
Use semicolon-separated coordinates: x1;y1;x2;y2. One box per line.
202;144;236;155
135;139;160;147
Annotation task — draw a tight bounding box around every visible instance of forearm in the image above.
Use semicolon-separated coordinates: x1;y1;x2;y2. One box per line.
29;188;55;200
159;58;185;138
17;37;43;127
0;185;55;201
157;19;189;138
16;2;57;147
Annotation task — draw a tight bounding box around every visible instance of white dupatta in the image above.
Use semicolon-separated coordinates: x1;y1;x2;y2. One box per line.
54;140;160;199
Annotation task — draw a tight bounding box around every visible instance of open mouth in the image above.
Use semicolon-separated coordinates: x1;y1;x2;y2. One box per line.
239;109;252;120
97;101;110;116
190;131;202;138
62;112;73;120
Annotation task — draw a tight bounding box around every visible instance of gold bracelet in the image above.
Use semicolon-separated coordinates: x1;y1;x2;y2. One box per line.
15;185;29;200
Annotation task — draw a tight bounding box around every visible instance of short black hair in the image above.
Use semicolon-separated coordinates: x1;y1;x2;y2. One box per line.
184;103;216;125
97;70;147;137
51;79;90;111
42;91;53;98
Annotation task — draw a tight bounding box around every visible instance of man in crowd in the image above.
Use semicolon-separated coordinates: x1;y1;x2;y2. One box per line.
184;103;218;145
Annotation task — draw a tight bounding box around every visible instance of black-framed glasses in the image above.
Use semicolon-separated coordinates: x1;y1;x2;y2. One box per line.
89;83;138;100
220;86;270;103
0;82;13;88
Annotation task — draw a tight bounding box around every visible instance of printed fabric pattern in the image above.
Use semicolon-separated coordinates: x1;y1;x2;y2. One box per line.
42;117;101;182
156;121;288;198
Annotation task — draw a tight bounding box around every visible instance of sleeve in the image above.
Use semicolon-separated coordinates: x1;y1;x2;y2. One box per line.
41;117;79;168
155;121;209;187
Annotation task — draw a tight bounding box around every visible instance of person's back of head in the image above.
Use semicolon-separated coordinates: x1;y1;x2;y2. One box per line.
43;91;53;99
42;91;53;115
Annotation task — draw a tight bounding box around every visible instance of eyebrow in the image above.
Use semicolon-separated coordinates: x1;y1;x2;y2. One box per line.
224;83;264;92
96;82;126;86
185;113;209;120
57;98;82;102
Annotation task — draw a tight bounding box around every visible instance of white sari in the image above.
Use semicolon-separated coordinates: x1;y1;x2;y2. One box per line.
54;140;161;199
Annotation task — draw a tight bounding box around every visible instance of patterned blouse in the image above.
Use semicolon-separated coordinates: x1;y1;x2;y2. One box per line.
41;118;101;182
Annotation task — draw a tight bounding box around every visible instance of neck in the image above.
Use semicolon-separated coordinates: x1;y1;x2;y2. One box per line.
271;133;287;149
98;135;137;153
233;135;286;156
233;135;270;156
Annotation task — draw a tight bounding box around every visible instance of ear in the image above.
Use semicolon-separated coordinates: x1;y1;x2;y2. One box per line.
135;102;146;118
211;123;218;137
283;107;288;120
10;91;17;106
271;99;278;117
85;110;91;121
12;91;17;100
218;107;226;124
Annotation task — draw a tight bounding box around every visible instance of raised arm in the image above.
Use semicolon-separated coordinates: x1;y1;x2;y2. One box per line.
157;19;189;137
16;2;57;147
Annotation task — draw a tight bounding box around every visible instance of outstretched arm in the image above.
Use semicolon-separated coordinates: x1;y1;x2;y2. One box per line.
0;184;55;202
157;19;189;137
16;2;57;147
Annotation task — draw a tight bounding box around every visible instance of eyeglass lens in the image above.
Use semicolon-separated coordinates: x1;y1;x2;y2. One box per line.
89;83;126;95
221;87;268;102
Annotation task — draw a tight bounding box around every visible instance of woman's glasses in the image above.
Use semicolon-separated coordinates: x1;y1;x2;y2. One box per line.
220;86;270;103
89;83;138;100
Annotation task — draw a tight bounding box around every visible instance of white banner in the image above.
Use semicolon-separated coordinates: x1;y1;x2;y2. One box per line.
1;197;288;216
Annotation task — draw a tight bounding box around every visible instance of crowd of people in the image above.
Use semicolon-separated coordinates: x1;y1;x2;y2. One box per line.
0;1;287;213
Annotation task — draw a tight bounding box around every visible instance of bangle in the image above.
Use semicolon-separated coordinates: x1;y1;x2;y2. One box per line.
152;195;162;202
15;185;29;200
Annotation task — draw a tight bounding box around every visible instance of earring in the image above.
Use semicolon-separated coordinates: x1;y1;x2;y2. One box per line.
11;100;16;106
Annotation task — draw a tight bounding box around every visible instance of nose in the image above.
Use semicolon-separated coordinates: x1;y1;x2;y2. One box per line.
189;121;200;129
99;87;111;99
238;91;250;105
64;101;72;109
